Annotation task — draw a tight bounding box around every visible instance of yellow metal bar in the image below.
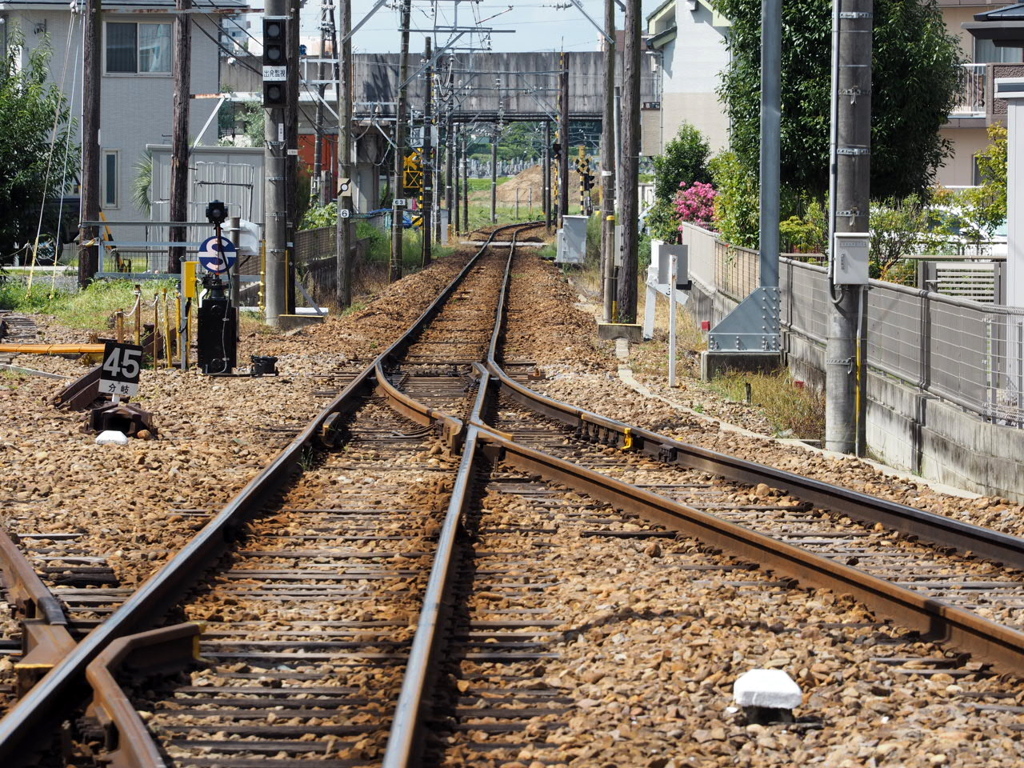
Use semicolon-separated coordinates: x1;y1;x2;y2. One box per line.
0;344;106;355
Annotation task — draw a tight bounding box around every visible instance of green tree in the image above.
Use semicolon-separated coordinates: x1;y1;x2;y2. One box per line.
0;33;77;256
962;123;1007;230
652;122;712;203
715;0;963;202
498;123;545;162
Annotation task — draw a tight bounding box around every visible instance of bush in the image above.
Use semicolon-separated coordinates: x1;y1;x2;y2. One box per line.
652;123;712;203
709;151;759;248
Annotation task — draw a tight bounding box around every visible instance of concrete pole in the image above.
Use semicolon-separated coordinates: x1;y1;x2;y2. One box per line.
491;125;498;224
264;0;289;326
461;133;469;232
422;37;433;266
617;0;641;323
825;0;873;454
558;55;570;224
602;0;617;323
336;0;353;308
544;121;552;230
390;0;411;282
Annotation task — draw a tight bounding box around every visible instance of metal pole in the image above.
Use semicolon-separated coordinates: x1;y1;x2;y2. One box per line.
825;0;873;454
669;251;678;387
336;0;353;308
602;0;617;322
264;0;288;326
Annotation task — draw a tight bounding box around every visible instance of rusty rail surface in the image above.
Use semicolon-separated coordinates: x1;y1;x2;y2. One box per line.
0;225;531;763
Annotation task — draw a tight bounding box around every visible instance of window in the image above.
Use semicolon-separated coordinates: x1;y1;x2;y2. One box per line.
975;38;1023;65
106;22;171;73
103;151;118;208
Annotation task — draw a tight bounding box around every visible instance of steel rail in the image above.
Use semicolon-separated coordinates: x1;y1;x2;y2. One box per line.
0;227;524;763
381;224;535;767
382;362;495;768
484;360;1024;573
472;427;1024;672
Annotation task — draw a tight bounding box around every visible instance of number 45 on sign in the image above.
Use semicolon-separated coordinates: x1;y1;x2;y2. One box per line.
100;342;144;399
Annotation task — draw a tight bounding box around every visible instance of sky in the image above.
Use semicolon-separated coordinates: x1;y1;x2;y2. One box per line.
297;0;662;55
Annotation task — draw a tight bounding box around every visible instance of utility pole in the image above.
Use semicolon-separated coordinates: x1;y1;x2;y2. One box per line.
451;123;460;235
461;132;469;232
285;0;300;313
544;121;552;230
263;5;290;325
313;0;330;204
445;111;455;238
490;124;498;224
602;0;617;322
391;0;411;283
618;0;642;323
825;0;873;453
78;0;100;288
169;0;191;275
336;0;353;308
422;37;433;266
558;54;570;223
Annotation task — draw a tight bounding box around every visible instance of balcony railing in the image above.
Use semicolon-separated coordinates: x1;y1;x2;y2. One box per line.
951;63;987;117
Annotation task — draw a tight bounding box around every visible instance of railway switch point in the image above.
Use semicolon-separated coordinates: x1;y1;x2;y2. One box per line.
86;401;157;438
733;669;803;724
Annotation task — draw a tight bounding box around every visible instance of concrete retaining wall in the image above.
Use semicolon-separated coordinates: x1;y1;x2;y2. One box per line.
688;280;1024;503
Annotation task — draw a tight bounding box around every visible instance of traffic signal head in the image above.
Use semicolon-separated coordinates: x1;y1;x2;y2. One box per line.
263;18;289;108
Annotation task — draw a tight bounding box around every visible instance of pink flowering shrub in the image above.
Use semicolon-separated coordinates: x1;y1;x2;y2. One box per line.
674;181;717;230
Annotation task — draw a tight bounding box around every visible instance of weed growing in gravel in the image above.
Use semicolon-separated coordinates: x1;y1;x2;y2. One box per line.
711;371;825;441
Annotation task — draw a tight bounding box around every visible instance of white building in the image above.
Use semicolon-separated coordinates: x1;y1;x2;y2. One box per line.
0;0;246;228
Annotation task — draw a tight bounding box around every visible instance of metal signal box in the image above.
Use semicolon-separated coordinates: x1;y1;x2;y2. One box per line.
833;232;870;285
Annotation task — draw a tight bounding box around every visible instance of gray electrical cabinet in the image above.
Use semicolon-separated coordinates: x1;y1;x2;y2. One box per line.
556;215;588;264
833;232;871;285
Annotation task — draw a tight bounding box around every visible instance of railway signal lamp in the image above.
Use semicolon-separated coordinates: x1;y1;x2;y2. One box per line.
205;200;228;227
262;18;289;108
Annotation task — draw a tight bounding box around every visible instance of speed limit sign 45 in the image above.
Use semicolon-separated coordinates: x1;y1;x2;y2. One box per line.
100;342;144;398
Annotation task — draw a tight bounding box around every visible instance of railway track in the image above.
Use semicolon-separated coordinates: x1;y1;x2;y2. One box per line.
3;224;1024;764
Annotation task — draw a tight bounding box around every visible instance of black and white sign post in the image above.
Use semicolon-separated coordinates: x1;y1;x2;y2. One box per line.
100;341;144;402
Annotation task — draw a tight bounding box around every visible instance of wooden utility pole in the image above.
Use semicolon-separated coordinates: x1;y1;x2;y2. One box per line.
390;0;411;282
336;0;353;307
169;0;191;275
618;0;642;323
602;0;617;322
422;37;433;266
558;54;570;223
78;0;100;287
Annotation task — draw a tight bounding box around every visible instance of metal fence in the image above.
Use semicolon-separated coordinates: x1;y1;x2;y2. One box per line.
683;222;1024;427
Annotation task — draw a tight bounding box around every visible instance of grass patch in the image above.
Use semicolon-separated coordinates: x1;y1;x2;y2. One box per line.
0;278;179;331
709;371;825;441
